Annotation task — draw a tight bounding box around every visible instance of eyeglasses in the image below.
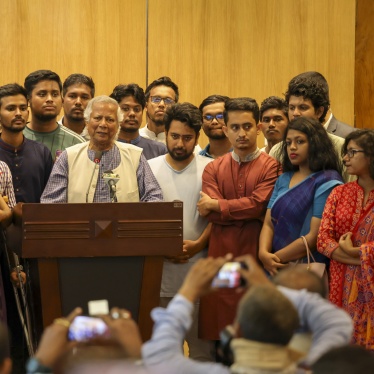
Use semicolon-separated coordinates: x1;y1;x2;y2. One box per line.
345;149;365;158
203;113;224;122
150;96;175;105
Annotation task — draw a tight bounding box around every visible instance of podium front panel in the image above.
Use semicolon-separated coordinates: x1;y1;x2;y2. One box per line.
58;257;144;317
17;202;181;342
21;202;183;258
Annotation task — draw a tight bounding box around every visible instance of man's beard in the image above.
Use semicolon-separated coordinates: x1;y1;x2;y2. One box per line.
65;112;84;122
153;118;164;127
122;126;138;133
33;112;57;122
147;112;165;127
208;132;227;140
1;123;25;133
168;147;193;162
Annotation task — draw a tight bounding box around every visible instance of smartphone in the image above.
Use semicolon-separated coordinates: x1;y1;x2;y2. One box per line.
211;262;247;288
68;316;110;342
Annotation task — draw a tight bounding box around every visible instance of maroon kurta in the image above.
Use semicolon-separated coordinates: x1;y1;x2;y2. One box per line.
199;152;278;339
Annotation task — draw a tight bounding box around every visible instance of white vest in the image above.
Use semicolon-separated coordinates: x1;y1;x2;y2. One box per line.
66;141;142;203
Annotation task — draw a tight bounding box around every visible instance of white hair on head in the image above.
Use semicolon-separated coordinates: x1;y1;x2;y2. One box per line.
84;95;123;123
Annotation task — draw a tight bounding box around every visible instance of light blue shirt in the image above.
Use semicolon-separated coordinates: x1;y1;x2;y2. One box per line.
142;288;353;373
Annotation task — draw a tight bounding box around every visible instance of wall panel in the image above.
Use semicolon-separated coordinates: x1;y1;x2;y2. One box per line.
0;0;147;96
0;0;356;146
148;0;356;147
355;0;374;129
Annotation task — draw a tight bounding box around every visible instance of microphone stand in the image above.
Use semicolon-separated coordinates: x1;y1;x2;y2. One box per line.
2;230;35;356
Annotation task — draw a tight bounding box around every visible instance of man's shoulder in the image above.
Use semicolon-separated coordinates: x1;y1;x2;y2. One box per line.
269;142;282;160
66;141;88;152
115;141;143;155
327;132;345;148
139;126;149;137
328;116;356;138
23;125;36;138
24;124;85;144
147;154;165;168
207;152;231;165
138;136;167;151
24;137;52;158
24;137;50;151
199;143;210;157
257;150;279;166
58;125;85;143
195;154;214;167
0;160;10;172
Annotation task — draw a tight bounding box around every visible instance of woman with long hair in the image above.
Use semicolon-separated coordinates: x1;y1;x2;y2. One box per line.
318;129;374;350
259;117;343;275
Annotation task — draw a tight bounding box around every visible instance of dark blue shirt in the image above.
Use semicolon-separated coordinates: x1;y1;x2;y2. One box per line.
117;135;167;160
0;136;53;203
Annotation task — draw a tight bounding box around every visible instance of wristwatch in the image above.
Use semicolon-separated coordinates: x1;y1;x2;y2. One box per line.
26;358;51;374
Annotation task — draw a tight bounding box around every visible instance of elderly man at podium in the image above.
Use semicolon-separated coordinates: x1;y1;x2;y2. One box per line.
41;95;163;203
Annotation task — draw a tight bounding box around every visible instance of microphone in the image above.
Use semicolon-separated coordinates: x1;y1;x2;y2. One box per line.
102;170;120;202
85;151;103;203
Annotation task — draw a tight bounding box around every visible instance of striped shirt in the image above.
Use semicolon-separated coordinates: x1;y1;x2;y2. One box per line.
41;144;163;203
24;123;85;161
0;161;16;208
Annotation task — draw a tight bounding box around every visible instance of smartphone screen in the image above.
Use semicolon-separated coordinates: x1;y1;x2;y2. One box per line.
211;262;246;288
68;316;110;342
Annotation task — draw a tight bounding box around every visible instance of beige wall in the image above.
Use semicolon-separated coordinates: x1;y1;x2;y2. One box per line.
0;0;147;93
0;0;356;147
355;0;374;129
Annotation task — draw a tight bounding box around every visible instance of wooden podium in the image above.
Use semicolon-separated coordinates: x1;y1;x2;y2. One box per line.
16;202;183;344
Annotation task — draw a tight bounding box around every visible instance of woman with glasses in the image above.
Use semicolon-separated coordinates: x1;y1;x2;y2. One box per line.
318;129;374;351
259;117;343;275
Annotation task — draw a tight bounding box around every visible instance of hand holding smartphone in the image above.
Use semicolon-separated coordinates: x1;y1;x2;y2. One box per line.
211;262;247;288
68;316;110;342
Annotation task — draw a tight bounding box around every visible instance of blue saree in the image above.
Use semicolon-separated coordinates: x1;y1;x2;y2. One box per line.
270;170;343;263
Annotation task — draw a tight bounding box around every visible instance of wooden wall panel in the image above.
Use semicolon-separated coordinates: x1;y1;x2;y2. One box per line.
0;0;147;97
0;0;356;146
355;0;374;129
148;0;356;147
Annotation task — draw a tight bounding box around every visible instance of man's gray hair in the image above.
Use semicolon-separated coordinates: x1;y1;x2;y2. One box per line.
84;95;123;123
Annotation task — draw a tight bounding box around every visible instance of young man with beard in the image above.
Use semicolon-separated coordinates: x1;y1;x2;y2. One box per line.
197;97;279;341
289;71;355;138
110;83;167;160
0;84;53;203
140;76;179;144
23;70;85;161
59;73;95;140
199;95;232;159
269;74;353;182
148;103;214;362
0;83;51;374
259;96;289;154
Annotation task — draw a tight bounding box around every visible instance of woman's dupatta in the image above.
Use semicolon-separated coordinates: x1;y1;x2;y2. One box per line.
271;170;339;252
337;201;374;349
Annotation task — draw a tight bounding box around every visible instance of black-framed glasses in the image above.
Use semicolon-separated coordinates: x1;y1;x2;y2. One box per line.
203;113;224;122
150;96;175;105
345;149;365;158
